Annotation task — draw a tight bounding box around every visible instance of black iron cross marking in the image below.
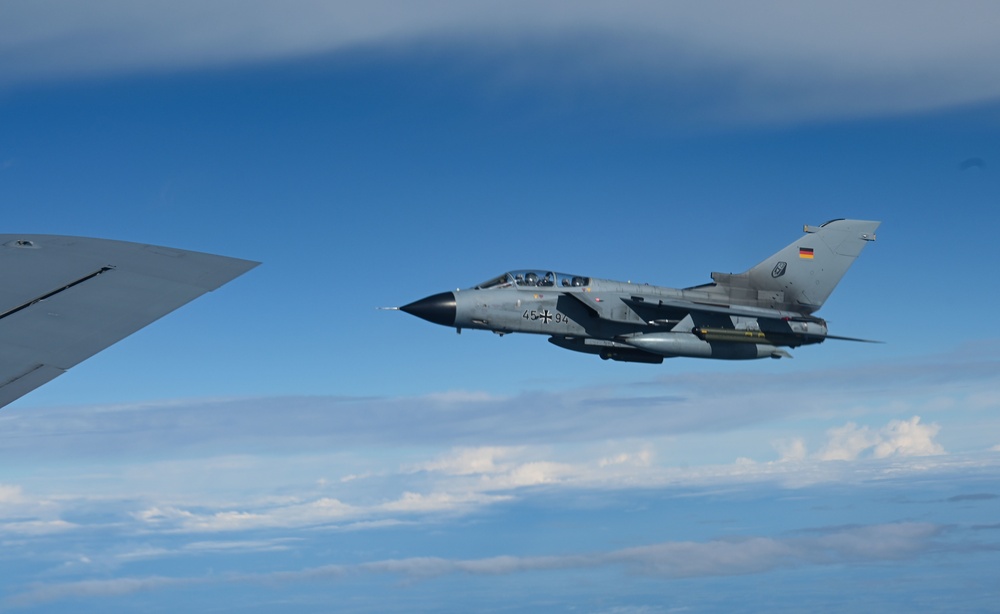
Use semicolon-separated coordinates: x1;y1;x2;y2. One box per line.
540;309;553;324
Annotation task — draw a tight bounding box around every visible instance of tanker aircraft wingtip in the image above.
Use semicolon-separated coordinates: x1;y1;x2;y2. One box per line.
0;235;258;409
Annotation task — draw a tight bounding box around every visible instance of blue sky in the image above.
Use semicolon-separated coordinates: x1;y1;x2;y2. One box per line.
1;2;999;612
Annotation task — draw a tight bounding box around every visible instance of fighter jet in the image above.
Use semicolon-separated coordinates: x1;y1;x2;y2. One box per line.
0;235;257;409
395;219;879;363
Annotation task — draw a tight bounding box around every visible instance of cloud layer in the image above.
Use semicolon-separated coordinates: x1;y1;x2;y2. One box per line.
4;1;1000;122
1;350;997;610
0;520;960;607
3;354;995;460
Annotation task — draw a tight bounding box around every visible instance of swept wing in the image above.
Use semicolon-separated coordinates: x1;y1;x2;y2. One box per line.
0;235;258;409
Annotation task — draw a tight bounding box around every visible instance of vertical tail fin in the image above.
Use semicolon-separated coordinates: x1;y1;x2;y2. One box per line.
712;219;880;314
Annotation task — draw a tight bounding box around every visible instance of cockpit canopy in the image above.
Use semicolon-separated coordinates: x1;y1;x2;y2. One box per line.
473;270;591;290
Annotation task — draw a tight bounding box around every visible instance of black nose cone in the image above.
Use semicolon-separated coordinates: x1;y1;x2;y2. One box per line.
401;292;456;327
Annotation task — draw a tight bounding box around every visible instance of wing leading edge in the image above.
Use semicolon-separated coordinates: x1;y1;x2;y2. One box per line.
0;235;259;409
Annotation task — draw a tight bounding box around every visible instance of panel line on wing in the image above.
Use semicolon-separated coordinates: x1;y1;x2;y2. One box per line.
0;363;46;388
0;266;115;322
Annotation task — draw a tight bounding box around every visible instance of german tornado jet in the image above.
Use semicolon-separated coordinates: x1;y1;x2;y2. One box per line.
395;219;880;363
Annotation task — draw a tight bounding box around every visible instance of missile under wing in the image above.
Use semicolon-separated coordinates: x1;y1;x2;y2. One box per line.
0;235;258;409
395;219;880;363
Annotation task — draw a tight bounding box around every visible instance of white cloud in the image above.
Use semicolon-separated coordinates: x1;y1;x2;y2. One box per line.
412;446;580;488
480;461;575;489
598;449;653;468
0;412;959;542
0;519;77;536
873;417;944;458
411;446;519;475
7;355;993;461
0;351;983;544
817;416;944;461
5;521;945;607
817;422;881;461
134;497;360;532
378;491;509;514
115;433;957;536
116;539;299;563
773;438;808;462
0;483;78;535
0;484;25;504
3;1;1000;121
129;489;512;534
